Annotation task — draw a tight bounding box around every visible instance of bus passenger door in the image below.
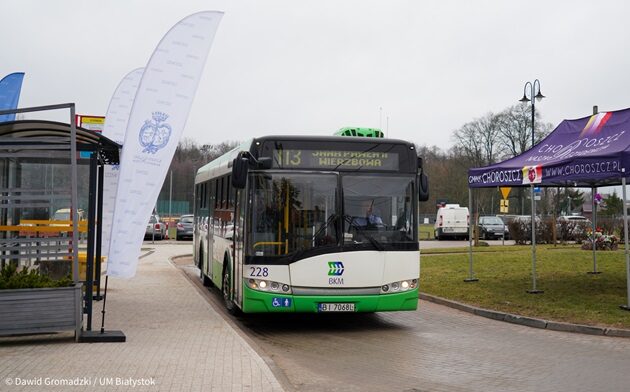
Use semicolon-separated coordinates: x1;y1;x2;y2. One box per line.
233;187;247;305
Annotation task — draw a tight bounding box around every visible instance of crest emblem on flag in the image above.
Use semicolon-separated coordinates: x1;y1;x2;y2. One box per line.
139;112;172;154
522;165;542;184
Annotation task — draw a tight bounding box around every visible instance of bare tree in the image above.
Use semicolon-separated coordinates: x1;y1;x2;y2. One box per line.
495;104;553;158
452;112;504;167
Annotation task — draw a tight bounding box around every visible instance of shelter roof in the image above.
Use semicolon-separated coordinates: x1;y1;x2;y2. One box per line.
0;120;120;164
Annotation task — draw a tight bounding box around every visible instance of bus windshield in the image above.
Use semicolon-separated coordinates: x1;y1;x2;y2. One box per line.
248;173;338;258
247;172;416;261
342;175;415;248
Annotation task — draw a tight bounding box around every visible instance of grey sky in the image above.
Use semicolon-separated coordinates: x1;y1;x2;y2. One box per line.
2;0;630;150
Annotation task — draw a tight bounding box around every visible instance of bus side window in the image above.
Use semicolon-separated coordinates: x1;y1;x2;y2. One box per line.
226;175;232;210
214;178;220;210
202;182;207;209
220;176;226;210
195;184;201;210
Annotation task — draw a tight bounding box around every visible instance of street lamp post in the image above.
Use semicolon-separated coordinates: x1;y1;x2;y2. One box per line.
519;79;545;294
520;79;545;149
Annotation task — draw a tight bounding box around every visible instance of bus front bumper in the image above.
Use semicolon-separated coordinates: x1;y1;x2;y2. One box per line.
241;286;418;313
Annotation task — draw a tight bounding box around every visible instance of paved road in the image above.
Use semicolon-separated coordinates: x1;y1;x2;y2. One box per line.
176;256;630;392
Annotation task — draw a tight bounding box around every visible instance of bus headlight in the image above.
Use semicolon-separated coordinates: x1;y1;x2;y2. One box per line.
247;278;292;294
381;279;417;294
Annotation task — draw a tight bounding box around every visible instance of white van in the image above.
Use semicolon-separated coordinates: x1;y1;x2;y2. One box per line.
434;204;469;240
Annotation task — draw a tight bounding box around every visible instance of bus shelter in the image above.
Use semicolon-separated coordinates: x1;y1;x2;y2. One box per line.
0;104;120;340
468;107;630;310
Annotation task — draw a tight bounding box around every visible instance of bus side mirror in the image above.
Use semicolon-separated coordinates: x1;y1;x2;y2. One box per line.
232;156;249;189
418;173;429;202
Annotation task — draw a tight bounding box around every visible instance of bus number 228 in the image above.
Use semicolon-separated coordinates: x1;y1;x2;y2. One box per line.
249;267;269;277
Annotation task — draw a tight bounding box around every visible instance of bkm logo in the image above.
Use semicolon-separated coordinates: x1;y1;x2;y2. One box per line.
328;261;344;276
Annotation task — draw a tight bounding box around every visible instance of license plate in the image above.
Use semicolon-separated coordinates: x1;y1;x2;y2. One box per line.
318;303;355;312
443;228;466;233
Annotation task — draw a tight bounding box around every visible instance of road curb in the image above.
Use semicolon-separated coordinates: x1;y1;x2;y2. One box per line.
419;293;630;338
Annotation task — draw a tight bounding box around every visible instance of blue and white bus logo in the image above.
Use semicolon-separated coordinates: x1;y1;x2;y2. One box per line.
139;111;172;154
328;261;344;276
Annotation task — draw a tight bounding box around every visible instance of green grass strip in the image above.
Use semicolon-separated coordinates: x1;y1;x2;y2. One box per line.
420;246;630;329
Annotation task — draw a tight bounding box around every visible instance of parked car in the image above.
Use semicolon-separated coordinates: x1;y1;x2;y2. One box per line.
176;214;194;240
557;215;591;225
145;214;167;240
434;204;469;240
478;216;509;240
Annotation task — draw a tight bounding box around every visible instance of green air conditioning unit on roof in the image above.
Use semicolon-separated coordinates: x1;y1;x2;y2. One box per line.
335;127;384;138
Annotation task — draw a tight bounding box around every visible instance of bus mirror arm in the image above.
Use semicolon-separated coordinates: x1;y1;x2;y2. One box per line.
257;157;272;169
232;152;272;189
233;151;271;169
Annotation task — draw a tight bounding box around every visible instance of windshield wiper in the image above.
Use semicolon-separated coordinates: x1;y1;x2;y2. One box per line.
342;214;385;251
312;213;339;243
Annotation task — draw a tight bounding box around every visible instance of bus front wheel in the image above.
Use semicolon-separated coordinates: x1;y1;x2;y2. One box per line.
222;266;239;315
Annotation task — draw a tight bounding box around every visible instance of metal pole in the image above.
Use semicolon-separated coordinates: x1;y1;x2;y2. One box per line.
85;153;97;330
169;170;173;224
379;107;382;130
94;160;105;300
527;184;542;293
531;97;535;148
588;187;601;274
465;188;478;282
621;172;630;311
70;105;79;284
588;105;601;275
100;275;109;333
152;204;156;244
526;83;543;294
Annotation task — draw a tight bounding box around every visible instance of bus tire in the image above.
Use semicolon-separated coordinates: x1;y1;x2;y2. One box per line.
199;248;212;287
222;262;240;316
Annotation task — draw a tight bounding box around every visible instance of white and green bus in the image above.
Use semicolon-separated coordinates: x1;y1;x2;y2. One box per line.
193;133;429;313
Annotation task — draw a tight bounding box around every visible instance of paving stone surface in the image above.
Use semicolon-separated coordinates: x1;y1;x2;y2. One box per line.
0;244;284;392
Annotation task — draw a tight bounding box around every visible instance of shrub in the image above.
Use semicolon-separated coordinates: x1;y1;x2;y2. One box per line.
0;264;73;290
557;220;590;243
508;219;529;245
508;217;552;244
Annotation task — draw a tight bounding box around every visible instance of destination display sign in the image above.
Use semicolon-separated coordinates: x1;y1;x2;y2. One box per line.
272;149;399;171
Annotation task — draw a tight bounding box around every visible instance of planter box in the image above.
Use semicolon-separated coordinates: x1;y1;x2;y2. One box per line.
0;284;82;340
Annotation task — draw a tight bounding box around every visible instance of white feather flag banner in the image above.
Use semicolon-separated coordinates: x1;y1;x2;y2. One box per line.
101;67;144;258
108;11;223;278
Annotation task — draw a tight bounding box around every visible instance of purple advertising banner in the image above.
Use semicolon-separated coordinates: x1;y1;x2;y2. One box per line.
468;108;630;188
